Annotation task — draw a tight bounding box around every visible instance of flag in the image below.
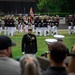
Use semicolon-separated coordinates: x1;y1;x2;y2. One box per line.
30;7;34;17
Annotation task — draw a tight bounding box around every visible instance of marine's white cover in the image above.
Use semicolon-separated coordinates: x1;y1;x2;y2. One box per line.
45;39;57;44
54;35;65;39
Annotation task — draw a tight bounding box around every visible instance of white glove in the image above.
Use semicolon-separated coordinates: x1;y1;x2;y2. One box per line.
22;52;25;54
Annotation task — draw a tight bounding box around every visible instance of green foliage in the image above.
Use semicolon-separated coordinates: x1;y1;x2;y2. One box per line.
37;0;75;13
37;0;61;12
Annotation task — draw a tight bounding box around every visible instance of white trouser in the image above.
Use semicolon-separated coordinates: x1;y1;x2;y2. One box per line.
4;27;7;35
8;27;14;36
54;26;58;34
73;26;75;33
0;27;2;34
48;25;52;35
13;27;16;33
68;26;72;34
20;25;23;32
10;27;15;36
8;27;11;36
52;26;58;35
18;24;23;32
43;27;48;36
35;27;42;36
32;25;35;32
25;25;28;33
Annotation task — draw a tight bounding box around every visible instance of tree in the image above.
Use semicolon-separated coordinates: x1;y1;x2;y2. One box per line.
37;0;61;13
37;0;75;13
61;0;75;13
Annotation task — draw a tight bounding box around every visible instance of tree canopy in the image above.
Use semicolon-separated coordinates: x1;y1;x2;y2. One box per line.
37;0;75;13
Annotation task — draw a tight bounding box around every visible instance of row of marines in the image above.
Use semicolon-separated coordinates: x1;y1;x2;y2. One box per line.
1;15;75;36
66;15;75;34
0;15;59;36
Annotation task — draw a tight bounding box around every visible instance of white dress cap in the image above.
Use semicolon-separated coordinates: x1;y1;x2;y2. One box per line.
45;39;57;44
54;35;65;39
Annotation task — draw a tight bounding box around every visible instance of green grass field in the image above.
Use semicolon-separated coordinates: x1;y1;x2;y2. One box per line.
1;29;75;59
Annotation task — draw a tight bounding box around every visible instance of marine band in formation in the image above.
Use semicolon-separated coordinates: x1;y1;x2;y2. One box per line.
34;15;59;36
4;15;16;36
0;14;75;36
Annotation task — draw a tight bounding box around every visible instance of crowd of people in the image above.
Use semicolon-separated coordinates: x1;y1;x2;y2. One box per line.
0;35;75;75
0;14;75;75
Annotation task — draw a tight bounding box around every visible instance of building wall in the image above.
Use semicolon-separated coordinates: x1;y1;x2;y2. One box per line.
0;1;35;14
0;0;35;2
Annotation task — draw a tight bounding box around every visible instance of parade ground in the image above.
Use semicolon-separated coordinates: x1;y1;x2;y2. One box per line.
0;16;75;59
1;29;73;59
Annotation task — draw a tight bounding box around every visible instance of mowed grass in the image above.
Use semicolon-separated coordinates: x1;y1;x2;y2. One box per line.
1;29;75;59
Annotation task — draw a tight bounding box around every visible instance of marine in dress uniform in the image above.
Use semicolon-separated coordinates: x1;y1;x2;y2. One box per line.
22;26;37;54
66;15;73;34
38;16;43;36
0;19;2;34
73;15;75;34
51;16;56;35
18;14;23;33
7;15;11;36
4;15;8;35
9;15;15;36
42;16;48;36
35;16;42;36
54;16;59;35
47;16;52;35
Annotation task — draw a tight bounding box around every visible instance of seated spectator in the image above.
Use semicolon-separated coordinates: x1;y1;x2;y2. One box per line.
0;35;21;75
68;73;75;75
42;42;68;75
20;54;41;75
68;44;75;74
